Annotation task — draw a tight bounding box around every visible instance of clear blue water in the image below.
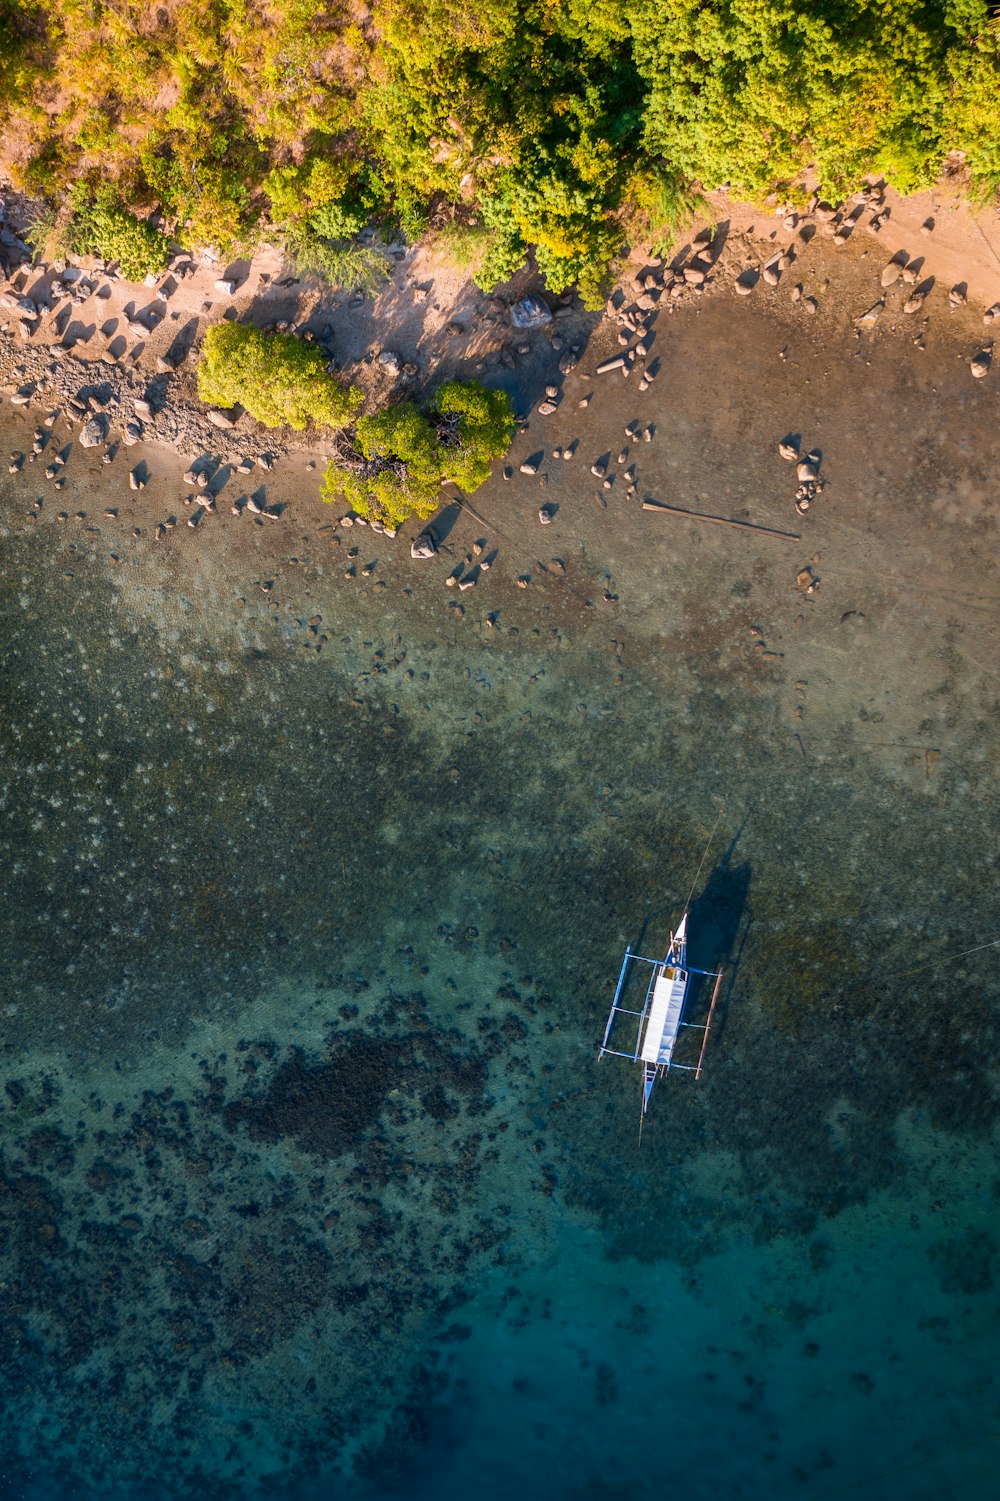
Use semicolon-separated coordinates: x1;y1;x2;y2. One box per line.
1;283;998;1500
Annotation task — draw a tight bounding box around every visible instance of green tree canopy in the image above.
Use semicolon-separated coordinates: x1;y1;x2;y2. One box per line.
197;324;362;430
323;380;514;527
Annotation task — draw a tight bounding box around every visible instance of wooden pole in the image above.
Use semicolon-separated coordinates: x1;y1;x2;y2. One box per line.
695;970;725;1080
642;500;800;541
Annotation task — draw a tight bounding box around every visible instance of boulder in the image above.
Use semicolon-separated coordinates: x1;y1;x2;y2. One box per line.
206;408;238;429
410;533;437;560
510;294;552;330
79;414;108;448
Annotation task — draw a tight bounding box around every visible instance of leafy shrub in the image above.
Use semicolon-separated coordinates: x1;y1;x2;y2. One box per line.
433;380;517;490
326;404;443;528
67;186;170;282
280;222;391;296
197;324;362;430
323;381;515;527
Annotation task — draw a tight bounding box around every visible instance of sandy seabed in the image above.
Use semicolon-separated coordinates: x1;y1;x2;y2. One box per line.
0;212;998;1501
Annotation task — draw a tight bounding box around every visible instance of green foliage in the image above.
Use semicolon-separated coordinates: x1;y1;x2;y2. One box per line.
4;0;1000;304
280;223;391;296
328;404;443;528
197;323;362;431
433;380;517;490
431;221;494;274
66;186;170;281
323;381;515;527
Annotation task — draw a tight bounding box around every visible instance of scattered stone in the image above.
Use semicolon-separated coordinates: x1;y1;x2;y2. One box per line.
796;460;818;482
578;396;590;409
803;297;818;315
949;285;967;308
857;300;884;328
538;506;554;525
206;407;238;430
596;356;626;375
214;279;237;296
903;290;927;315
78;414;108;447
377;349;401;373
410;533;437;559
537;400;558;415
735;270;758;296
880;254;907;288
196;471;209;489
970;349;992;379
590;462;606;478
519;460;539;476
920;218;935;235
778;441;799;461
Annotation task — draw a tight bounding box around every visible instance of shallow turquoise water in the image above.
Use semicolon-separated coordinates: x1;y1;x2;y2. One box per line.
1;325;999;1501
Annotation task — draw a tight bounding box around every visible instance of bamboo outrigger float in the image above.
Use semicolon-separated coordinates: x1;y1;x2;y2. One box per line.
598;914;724;1113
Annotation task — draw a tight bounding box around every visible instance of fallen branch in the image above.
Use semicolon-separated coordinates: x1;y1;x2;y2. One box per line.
642;500;800;541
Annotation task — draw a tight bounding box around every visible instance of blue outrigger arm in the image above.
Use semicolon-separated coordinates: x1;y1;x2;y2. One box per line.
598;913;724;1115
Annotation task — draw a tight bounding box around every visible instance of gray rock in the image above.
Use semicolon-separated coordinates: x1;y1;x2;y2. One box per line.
377;349;401;373
410;533;437;560
206;408;237;429
79;414;108;447
510;294;552;330
123;419;143;445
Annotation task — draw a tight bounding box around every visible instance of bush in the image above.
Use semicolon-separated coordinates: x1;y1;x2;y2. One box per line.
433;380;517;491
327;404;443;529
280;223;391;296
67;186;170;282
197;324;362;430
323;381;515;527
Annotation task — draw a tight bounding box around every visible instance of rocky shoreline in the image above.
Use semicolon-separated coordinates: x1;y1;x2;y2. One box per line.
2;176;999;578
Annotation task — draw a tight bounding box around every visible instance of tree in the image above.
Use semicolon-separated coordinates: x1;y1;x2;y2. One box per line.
322;380;515;527
197;324;362;430
433;379;517;490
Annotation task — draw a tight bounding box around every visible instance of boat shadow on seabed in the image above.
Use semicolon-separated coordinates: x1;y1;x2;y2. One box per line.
686;829;752;1063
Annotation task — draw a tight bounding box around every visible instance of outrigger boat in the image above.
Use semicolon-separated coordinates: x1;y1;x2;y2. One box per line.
598;912;724;1114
